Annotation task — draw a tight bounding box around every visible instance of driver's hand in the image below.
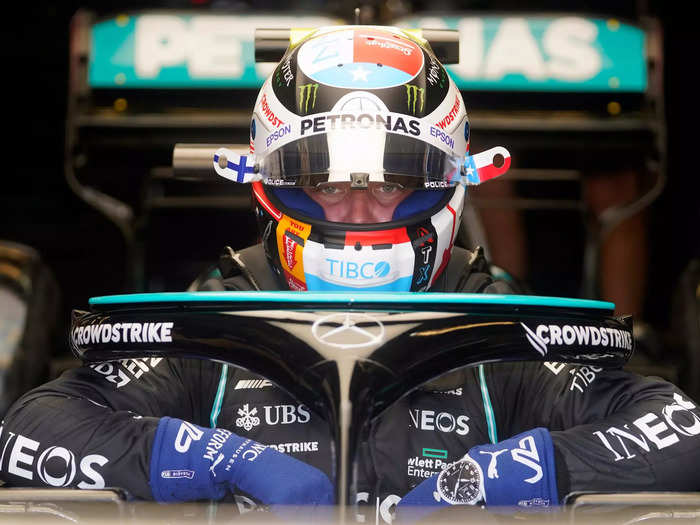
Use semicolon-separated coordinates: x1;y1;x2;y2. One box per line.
150;417;334;514
396;428;559;522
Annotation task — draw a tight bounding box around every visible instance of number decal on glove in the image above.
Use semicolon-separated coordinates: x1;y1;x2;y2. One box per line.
174;421;205;453
510;436;543;484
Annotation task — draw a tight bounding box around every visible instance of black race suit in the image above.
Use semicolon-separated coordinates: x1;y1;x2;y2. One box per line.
1;245;699;523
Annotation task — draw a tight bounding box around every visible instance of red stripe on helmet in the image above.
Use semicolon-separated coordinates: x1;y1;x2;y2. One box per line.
345;227;410;247
252;182;283;220
478;155;511;182
431;204;457;285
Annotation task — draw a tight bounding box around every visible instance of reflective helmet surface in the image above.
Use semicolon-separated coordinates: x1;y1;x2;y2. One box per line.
250;25;471;292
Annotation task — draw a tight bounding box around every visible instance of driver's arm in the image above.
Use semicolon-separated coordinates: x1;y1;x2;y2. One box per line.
1;358;334;510
0;358;215;498
487;361;700;498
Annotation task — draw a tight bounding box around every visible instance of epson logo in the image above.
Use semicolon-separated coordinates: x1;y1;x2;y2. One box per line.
409;409;470;436
0;430;108;489
266;123;292;147
429;126;455;149
326;259;390;280
521;323;632;356
72;322;174;346
300;113;420;137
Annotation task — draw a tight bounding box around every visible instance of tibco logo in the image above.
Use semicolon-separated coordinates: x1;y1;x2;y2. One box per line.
326;259;390;280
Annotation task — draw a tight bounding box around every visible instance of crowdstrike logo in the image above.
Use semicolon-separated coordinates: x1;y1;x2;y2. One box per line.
268;441;319;454
72;322;174;346
521;322;633;356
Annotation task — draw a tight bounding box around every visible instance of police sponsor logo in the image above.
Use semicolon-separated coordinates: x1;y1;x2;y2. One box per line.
234;379;272;390
260;93;284;128
0;430;108;488
300;113;420;136
161;469;194;479
521;322;632;356
409;409;470;436
266;123;292;148
264;178;296;186
268;441;319;454
424;180;450;188
435;95;461;130
429;126;455;149
72;323;174;346
594;393;700;461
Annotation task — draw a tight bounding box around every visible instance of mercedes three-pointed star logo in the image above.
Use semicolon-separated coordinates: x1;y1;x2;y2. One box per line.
311;312;385;349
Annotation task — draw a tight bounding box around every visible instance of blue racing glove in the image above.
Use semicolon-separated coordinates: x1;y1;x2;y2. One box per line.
149;417;334;513
397;428;559;521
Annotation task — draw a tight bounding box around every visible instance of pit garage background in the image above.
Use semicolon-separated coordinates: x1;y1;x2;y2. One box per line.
1;0;698;410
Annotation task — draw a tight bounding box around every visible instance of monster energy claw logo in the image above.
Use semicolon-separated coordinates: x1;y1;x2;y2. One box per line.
405;85;425;115
299;83;318;113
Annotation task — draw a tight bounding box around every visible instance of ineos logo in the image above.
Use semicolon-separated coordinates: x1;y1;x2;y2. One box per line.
311;313;385;349
37;446;77;487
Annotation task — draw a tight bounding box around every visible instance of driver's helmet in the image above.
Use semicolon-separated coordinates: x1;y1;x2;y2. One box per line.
250;25;470;292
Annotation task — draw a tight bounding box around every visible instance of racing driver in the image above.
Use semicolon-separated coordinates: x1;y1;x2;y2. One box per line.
2;25;699;523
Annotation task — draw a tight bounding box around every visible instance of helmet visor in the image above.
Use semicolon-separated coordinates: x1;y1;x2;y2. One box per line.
258;131;462;190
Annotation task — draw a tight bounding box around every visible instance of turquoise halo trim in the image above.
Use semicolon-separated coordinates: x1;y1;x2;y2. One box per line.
89;291;614;311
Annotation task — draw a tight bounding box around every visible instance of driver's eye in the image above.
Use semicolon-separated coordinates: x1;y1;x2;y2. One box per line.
320;185;342;194
374;183;402;194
